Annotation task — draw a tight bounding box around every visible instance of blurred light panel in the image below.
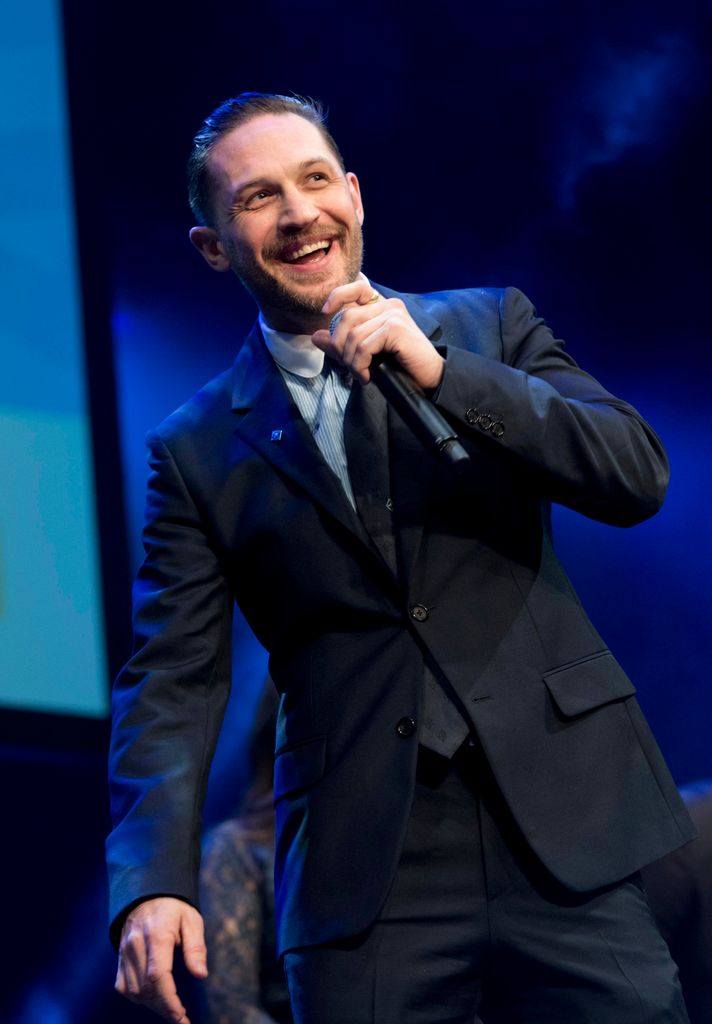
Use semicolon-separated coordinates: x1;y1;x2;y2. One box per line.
0;0;108;715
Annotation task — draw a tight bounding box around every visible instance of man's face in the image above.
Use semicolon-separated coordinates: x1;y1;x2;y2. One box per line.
194;113;365;331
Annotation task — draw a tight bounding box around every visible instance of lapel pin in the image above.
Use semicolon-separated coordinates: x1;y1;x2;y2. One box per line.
271;429;284;442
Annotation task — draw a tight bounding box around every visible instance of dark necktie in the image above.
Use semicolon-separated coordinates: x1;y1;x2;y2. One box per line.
345;378;471;756
343;380;398;577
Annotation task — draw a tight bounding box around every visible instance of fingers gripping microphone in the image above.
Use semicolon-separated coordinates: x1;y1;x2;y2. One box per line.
329;309;470;469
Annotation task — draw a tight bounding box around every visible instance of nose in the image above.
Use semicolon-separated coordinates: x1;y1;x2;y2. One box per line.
278;185;320;232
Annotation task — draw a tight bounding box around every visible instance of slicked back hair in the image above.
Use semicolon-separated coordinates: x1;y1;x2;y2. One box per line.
187;92;345;227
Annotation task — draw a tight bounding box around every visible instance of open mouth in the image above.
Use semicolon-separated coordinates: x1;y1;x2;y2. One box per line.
278;238;334;266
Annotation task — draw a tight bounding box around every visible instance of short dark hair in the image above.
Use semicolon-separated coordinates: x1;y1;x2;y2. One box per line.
187;92;345;227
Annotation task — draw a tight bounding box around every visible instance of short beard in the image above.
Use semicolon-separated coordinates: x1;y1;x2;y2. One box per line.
225;226;364;323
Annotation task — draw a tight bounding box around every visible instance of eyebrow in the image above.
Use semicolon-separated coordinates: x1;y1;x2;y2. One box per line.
229;156;338;205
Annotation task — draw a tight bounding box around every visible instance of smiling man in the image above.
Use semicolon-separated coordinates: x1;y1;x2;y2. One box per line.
189;108;365;330
108;93;694;1024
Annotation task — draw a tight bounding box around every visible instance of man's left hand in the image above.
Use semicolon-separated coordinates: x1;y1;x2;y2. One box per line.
313;279;445;391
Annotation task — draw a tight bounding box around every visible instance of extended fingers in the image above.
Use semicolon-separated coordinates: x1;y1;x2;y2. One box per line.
180;911;208;979
118;928;188;1021
145;937;189;1022
115;898;203;1023
116;914;150;999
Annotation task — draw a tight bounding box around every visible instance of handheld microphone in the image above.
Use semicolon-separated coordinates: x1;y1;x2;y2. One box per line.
329;309;470;469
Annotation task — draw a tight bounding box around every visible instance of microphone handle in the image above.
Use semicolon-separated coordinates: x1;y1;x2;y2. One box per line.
370;355;470;469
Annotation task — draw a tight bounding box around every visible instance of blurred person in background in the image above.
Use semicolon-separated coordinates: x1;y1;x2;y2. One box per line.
199;683;292;1024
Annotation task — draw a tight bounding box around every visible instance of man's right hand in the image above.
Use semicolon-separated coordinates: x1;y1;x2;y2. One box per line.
115;896;208;1023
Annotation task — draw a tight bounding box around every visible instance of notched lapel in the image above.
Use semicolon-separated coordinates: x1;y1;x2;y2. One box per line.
230;290;448;586
230;325;377;556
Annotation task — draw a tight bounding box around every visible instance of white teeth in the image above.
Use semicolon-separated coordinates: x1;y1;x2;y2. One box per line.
286;240;330;261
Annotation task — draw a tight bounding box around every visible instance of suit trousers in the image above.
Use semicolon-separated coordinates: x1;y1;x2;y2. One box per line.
283;743;689;1024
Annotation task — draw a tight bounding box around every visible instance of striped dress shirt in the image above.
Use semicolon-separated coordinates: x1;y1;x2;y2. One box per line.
260;316;355;509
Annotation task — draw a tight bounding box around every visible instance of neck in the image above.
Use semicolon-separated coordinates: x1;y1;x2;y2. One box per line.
260;305;331;335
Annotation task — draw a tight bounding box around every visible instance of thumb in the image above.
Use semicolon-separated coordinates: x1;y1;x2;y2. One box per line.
180;912;208;979
311;329;331;349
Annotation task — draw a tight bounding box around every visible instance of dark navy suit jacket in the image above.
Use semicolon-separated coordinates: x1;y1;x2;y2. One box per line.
107;285;695;953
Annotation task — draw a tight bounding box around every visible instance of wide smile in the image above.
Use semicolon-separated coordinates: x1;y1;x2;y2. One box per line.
272;236;339;275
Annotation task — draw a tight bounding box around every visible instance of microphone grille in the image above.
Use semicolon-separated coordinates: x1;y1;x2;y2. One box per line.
329;309;345;336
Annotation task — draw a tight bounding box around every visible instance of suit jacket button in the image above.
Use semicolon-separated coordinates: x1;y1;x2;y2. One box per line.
465;407;480;425
491;421;505;437
478;413;493;430
396;717;416;738
410;603;429;622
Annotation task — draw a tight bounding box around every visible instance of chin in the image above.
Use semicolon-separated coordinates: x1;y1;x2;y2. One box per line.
275;273;341;308
261;280;331;319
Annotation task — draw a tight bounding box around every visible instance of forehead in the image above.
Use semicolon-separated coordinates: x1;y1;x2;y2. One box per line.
208;113;338;190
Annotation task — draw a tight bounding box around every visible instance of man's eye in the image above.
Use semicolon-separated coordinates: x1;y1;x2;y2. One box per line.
245;190;272;208
309;173;329;184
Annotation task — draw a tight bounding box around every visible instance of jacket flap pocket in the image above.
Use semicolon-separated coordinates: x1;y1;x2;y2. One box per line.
274;735;327;801
544;652;636;718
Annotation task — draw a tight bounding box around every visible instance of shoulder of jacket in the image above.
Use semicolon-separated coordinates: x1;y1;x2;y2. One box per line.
381;283;507;320
148;365;234;446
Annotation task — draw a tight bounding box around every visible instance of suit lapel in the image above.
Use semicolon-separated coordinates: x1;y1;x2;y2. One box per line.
230;287;446;586
231;324;378;558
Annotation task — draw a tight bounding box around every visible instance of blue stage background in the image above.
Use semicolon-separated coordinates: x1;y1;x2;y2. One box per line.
1;0;710;1020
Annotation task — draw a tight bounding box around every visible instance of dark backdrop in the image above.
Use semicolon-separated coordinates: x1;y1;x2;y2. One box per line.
4;1;711;1021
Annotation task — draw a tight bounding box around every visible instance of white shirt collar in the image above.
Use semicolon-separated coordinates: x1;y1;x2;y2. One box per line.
259;318;324;378
258;274;372;380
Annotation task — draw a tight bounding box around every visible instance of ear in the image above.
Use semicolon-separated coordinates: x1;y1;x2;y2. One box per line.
188;226;231;272
346;172;364;226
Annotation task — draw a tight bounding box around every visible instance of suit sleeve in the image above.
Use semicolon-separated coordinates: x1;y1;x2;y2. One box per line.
106;431;233;945
433;286;669;526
